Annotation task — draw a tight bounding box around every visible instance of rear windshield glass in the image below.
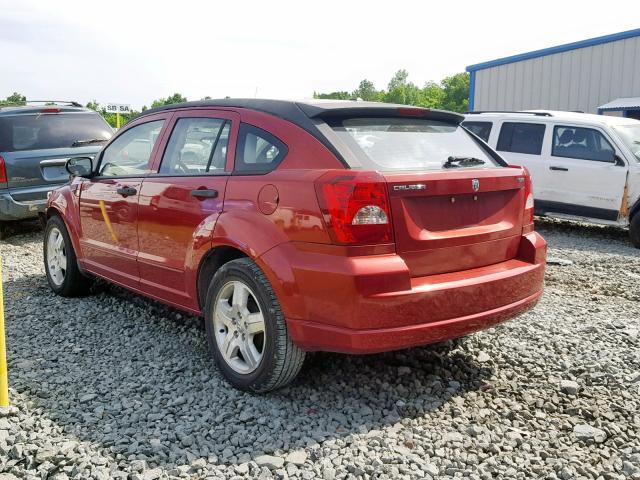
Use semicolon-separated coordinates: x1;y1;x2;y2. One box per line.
330;117;497;171
0;113;112;152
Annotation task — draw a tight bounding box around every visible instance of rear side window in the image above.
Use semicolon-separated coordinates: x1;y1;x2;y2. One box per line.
0;112;112;152
462;121;492;142
497;122;545;155
329;117;496;171
159;117;230;174
552;126;615;162
234;124;287;174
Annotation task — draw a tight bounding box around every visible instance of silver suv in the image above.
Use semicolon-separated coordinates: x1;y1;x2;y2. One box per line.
0;101;112;238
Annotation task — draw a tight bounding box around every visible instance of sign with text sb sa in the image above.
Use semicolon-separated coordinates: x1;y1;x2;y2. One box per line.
105;103;131;114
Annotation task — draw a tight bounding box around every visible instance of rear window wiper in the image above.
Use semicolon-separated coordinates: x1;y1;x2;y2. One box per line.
443;156;486;168
72;138;108;147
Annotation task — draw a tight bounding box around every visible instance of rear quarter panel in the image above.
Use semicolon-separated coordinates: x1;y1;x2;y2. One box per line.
210;109;345;314
212;109;343;255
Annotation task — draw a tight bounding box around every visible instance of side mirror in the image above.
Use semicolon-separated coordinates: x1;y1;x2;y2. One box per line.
614;154;626;167
66;157;94;178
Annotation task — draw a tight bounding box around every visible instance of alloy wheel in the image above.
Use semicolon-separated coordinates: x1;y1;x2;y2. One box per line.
46;226;67;286
213;280;266;374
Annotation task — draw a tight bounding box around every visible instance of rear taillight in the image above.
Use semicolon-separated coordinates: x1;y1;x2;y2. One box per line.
0;156;6;183
315;170;393;245
522;168;535;233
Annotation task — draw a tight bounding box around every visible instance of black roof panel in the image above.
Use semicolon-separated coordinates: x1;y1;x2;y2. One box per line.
138;99;464;166
139;98;464;124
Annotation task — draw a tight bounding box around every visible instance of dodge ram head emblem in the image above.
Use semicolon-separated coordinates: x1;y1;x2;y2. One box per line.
472;179;480;192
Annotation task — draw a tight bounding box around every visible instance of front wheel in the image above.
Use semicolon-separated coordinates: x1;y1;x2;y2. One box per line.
44;215;93;296
204;258;305;392
630;214;640;249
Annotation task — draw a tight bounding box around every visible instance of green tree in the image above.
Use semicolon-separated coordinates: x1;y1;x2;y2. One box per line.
440;72;469;113
86;100;100;111
313;70;469;112
313;91;351;100
151;93;188;108
1;92;27;106
352;79;382;101
384;70;423;106
387;69;409;91
418;81;445;109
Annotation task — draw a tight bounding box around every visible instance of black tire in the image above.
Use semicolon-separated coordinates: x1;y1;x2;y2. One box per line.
428;336;466;352
630;214;640;249
204;258;305;392
43;215;93;296
0;222;9;241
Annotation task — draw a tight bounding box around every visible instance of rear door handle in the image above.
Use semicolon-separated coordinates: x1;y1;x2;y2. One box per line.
549;166;569;171
116;186;137;196
191;189;218;199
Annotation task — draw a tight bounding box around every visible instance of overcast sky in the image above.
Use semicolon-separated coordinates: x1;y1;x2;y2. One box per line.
1;0;638;109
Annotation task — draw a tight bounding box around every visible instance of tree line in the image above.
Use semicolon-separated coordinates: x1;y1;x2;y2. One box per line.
314;70;470;113
1;70;469;128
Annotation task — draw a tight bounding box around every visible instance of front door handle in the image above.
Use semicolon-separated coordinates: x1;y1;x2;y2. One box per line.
191;189;218;199
549;166;569;171
116;186;137;197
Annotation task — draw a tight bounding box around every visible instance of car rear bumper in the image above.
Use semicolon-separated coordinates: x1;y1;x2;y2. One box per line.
260;232;546;354
0;191;47;221
0;184;64;221
287;289;542;354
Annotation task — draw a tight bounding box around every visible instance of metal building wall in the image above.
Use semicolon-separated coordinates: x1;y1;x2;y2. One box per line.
472;35;640;113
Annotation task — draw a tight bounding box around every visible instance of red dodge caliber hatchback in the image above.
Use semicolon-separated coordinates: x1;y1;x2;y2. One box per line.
45;99;546;392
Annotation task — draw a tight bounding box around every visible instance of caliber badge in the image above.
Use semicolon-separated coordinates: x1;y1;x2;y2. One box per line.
393;184;426;191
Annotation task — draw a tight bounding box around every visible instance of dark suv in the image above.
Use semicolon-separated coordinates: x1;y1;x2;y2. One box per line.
0;102;112;237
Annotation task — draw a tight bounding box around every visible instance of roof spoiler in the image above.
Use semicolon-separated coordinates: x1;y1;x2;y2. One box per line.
298;103;464;124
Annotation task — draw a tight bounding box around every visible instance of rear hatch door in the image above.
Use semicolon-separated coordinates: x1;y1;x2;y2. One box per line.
384;168;525;276
319;110;526;276
2;147;102;201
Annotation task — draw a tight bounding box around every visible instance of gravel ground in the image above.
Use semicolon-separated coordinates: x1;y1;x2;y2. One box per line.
0;218;638;480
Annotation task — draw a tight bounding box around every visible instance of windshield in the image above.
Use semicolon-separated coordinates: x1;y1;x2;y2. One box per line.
330;117;497;171
0;112;112;152
613;124;640;162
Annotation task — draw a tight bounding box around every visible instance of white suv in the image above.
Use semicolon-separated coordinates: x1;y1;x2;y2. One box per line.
463;111;640;247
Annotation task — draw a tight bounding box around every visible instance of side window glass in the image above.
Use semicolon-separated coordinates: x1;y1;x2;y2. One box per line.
159;117;230;175
462;121;492;142
100;120;164;177
235;124;287;174
552;126;615;162
496;122;545;155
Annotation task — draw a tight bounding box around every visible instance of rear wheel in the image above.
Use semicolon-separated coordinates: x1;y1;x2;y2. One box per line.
630;214;640;249
44;215;93;296
204;258;305;392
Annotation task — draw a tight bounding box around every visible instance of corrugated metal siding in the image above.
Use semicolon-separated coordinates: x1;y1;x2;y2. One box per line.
473;36;640;113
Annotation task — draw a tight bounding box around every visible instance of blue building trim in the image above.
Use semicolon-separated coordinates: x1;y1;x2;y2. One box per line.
599;106;640;111
468;70;476;111
466;28;640;72
598;107;640;117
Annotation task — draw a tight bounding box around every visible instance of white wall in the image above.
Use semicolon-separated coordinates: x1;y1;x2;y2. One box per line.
472;36;640;113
